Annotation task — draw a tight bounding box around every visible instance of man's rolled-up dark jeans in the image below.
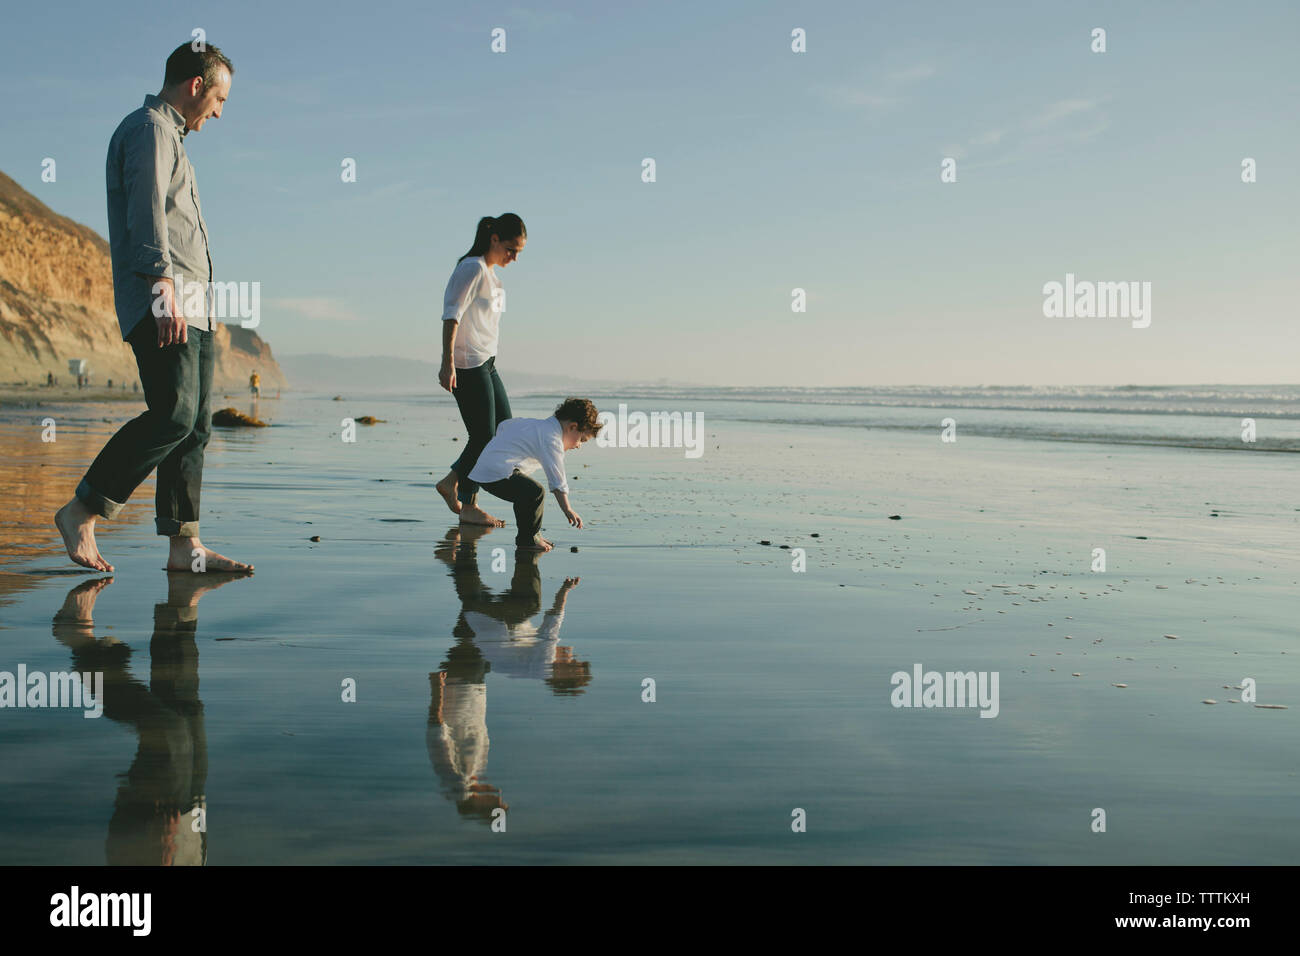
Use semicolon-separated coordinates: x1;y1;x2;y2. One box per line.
480;470;546;547
76;315;214;537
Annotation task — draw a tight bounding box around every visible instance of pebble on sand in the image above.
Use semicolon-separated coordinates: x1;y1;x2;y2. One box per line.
1164;634;1179;639
1071;672;1082;677
354;415;387;425
570;546;578;553
888;515;902;520
759;540;771;546
1112;683;1128;688
309;535;321;542
1202;699;1217;705
1254;704;1289;709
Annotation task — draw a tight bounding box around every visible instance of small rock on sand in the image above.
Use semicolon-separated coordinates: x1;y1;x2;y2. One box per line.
1164;634;1178;639
212;407;267;427
354;415;386;425
759;540;771;546
888;515;902;520
1254;704;1289;710
1113;683;1128;688
570;546;578;553
1202;699;1217;705
309;535;320;542
1071;672;1081;677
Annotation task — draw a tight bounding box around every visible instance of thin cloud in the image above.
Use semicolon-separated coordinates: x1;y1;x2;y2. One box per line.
816;60;935;113
1027;98;1101;128
945;97;1109;170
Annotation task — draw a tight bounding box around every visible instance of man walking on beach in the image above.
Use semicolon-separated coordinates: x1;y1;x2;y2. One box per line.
54;41;251;574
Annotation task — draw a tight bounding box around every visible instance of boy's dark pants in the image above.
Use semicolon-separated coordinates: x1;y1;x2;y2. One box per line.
480;470;545;547
75;316;214;537
450;356;511;505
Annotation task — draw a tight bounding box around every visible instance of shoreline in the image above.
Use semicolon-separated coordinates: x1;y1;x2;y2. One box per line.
0;383;285;408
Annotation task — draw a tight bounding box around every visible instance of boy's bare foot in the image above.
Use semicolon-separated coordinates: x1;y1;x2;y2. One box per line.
435;473;462;514
165;537;254;573
459;504;505;528
54;498;114;572
517;536;554;552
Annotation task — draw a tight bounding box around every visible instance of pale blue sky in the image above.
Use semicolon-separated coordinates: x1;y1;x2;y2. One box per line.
2;0;1296;385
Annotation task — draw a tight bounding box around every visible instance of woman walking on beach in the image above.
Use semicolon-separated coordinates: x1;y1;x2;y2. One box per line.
435;214;527;527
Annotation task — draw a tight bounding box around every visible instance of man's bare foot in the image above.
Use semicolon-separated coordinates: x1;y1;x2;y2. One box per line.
435;472;463;514
165;537;254;573
459;504;505;528
54;498;114;572
517;536;554;552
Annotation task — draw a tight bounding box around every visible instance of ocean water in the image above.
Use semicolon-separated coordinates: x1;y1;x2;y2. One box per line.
573;383;1300;452
0;386;1296;864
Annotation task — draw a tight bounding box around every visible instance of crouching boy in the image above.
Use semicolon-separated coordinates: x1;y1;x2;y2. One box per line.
468;398;602;552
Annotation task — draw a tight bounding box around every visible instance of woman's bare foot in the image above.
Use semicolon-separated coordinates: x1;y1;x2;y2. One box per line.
459;504;505;528
517;536;554;552
435;472;462;514
165;536;254;573
54;498;114;572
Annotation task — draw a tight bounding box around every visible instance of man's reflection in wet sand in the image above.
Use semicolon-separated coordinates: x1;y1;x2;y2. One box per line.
51;571;249;864
427;525;592;821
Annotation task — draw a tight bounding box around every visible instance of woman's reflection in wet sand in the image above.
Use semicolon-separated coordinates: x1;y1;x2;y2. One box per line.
427;525;592;821
51;571;249;864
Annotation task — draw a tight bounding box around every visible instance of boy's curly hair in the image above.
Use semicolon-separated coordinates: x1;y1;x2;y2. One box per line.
554;397;603;435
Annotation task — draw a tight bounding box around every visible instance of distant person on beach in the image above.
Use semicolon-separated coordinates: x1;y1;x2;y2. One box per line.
468;398;602;552
434;214;527;528
53;42;251;575
249;371;260;398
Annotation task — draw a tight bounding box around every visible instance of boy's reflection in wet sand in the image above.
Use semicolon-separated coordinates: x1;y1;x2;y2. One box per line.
51;571;249;864
428;525;592;821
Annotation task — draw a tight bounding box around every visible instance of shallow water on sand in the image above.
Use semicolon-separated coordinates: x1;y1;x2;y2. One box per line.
0;392;1296;863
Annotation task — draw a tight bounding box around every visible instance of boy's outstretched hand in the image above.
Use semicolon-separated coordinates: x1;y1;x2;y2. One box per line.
563;507;583;529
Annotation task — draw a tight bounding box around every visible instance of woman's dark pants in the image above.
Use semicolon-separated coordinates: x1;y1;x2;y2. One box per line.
450;356;511;505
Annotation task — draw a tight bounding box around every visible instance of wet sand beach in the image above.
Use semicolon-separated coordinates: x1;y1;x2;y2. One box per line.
0;390;1295;864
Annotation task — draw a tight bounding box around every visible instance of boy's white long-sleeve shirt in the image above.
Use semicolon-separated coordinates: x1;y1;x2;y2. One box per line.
468;415;569;494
